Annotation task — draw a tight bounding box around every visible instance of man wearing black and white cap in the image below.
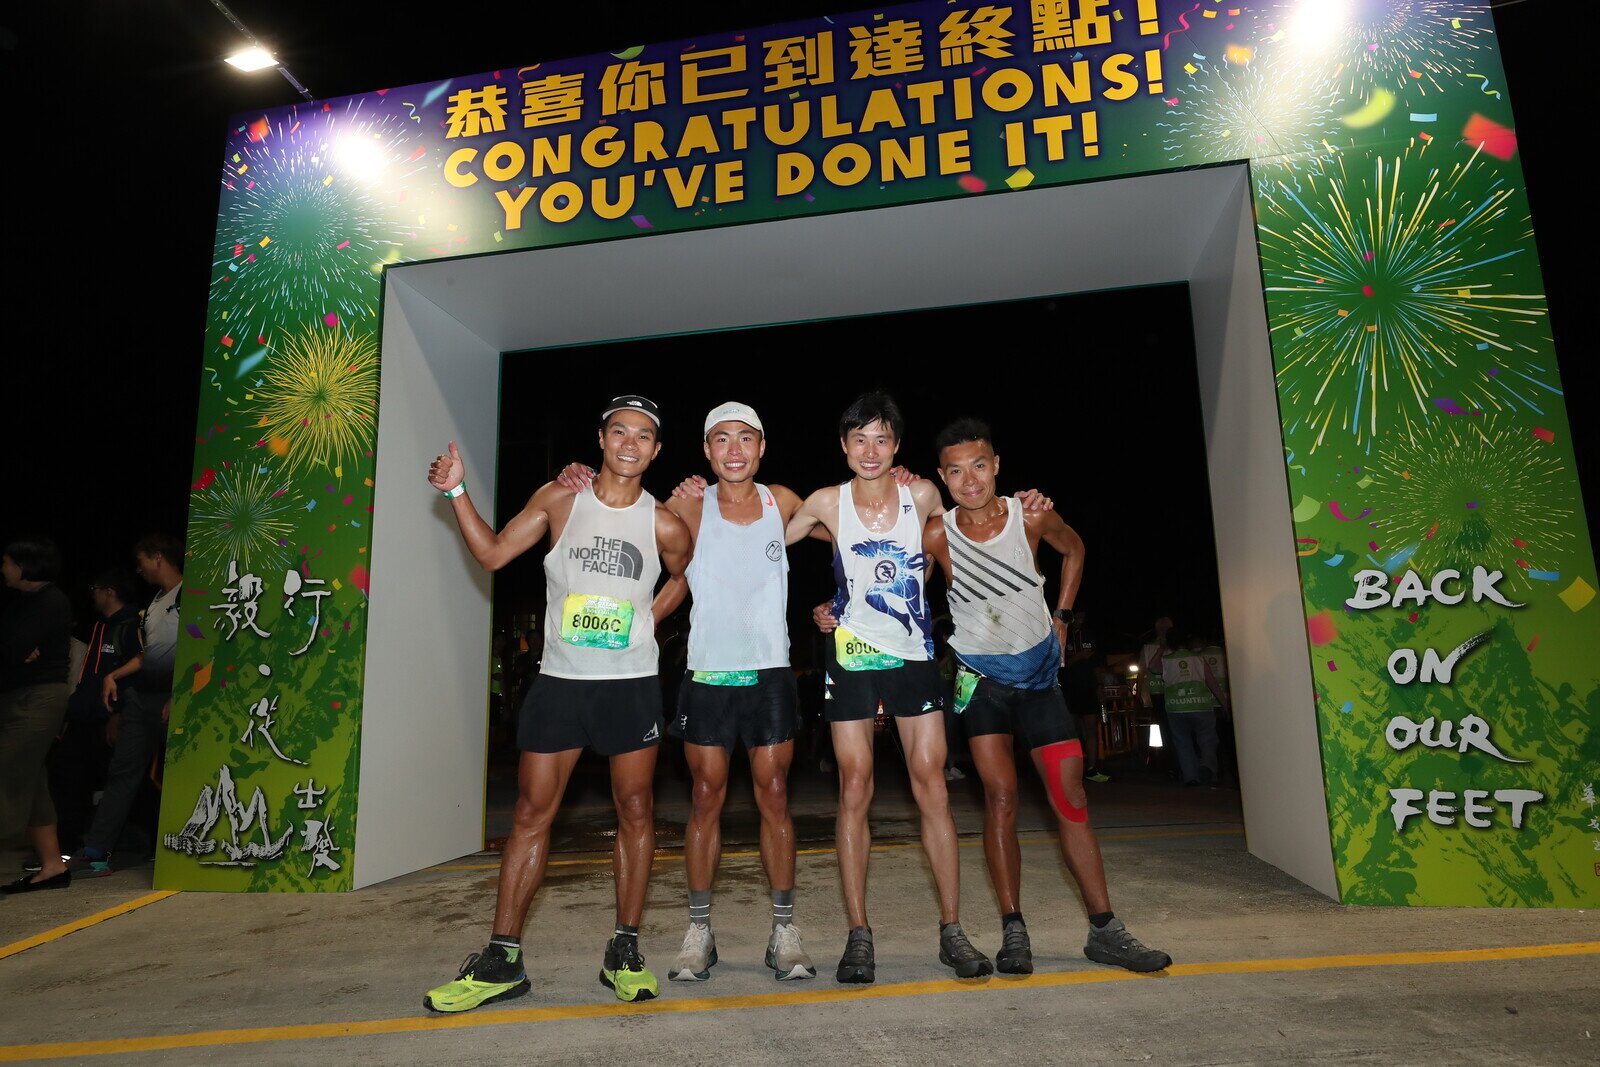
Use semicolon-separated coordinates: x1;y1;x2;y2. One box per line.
560;401;819;984
422;395;692;1012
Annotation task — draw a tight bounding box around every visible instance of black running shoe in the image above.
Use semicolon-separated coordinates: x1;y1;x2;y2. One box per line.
1084;918;1171;973
836;926;876;984
995;919;1034;975
938;922;994;978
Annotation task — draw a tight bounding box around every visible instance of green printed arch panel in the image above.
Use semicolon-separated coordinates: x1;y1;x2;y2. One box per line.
159;0;1598;902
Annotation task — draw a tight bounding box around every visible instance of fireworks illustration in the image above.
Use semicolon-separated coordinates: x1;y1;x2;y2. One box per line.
1258;140;1549;451
248;325;379;477
1364;417;1576;588
1265;0;1495;98
1160;52;1338;169
189;463;300;577
211;99;425;342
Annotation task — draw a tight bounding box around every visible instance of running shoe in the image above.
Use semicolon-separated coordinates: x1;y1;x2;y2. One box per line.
600;936;659;1002
669;922;717;981
766;924;817;981
66;854;115;879
423;945;531;1013
836;926;875;984
995;919;1034;975
1084;919;1171;972
938;922;994;978
1086;770;1112;783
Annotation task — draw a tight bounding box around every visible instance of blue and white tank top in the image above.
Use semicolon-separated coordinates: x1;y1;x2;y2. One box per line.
834;482;933;662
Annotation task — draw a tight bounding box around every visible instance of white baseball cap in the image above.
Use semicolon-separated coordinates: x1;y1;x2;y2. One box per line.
703;401;764;438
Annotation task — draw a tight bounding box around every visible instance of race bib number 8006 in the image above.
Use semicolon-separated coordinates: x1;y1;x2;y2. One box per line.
560;593;634;650
835;626;903;672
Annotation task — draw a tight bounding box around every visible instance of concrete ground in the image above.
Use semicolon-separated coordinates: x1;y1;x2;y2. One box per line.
2;745;1596;1064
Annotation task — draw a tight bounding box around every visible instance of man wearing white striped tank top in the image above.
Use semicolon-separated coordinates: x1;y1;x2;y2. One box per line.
421;396;693;1013
922;418;1171;975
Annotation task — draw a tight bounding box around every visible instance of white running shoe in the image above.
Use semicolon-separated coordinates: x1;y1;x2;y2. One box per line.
765;923;817;981
669;922;717;981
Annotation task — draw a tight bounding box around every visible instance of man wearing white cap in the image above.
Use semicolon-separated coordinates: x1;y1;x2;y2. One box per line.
560;401;818;983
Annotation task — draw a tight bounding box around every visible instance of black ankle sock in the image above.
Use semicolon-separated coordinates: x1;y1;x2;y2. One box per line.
613;923;639;943
940;921;963;936
490;933;520;947
1089;911;1116;929
1002;912;1025;927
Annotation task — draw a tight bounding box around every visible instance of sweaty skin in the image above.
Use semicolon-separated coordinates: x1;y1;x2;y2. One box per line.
428;410;692;938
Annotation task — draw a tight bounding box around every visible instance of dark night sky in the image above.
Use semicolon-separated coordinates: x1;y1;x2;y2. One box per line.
2;2;1590;657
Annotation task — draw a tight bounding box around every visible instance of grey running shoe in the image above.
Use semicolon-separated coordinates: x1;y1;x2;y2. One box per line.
766;923;817;981
1084;918;1171;973
995;919;1034;975
669;922;717;981
836;926;876;984
938;923;994;978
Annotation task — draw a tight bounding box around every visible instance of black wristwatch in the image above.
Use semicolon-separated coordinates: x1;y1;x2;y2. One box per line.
1052;608;1074;623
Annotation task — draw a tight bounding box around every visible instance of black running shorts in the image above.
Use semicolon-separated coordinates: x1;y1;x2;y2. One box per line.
822;641;944;723
957;672;1078;751
671;667;798;749
518;674;663;756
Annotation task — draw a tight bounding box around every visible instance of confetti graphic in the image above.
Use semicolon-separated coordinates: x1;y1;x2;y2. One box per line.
247;324;379;478
189;463;300;574
1268;1;1495;97
1160;53;1338;167
210;101;423;339
1258;140;1549;451
1365;416;1578;589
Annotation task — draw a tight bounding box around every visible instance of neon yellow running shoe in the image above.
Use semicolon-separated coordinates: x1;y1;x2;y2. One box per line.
423;945;531;1013
599;936;659;1002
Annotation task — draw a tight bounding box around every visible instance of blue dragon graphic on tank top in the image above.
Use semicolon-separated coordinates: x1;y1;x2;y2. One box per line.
832;539;934;657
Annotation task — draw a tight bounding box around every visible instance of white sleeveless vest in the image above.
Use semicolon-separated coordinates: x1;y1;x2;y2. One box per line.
540;487;661;680
686;483;790;671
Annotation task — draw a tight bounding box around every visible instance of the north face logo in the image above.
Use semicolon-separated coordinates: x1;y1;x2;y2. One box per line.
571;536;645;578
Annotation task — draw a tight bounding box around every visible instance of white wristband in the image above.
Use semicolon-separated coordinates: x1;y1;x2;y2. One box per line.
442;481;467;499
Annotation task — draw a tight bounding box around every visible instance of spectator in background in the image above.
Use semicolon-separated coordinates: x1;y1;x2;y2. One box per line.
1139;616;1174;775
1063;609;1109;783
72;533;184;877
1160;633;1229;787
1199;636;1236;785
49;569;142;854
1;537;75;892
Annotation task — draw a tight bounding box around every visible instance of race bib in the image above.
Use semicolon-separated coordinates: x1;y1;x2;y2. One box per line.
835;626;903;672
953;666;980;714
692;670;759;687
559;594;634;650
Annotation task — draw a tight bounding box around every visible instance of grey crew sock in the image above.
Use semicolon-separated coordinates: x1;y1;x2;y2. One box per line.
688;889;712;929
772;888;795;928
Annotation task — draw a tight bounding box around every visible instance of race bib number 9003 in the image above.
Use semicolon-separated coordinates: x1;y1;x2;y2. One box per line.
560;593;634;650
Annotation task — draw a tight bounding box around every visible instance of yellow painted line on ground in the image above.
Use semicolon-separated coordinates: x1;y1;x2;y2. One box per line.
0;890;177;963
3;939;1595;1061
428;826;1244;871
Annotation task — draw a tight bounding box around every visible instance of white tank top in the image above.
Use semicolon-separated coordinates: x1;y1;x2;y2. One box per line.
943;498;1059;689
835;482;933;661
685;483;790;671
540;486;661;680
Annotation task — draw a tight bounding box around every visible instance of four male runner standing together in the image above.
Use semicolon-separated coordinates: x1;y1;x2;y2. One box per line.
424;392;1172;1013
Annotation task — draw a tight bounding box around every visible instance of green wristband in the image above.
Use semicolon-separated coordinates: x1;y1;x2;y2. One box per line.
442;481;467;499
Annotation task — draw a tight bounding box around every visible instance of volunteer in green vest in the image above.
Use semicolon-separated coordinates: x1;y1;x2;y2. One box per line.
1159;635;1229;787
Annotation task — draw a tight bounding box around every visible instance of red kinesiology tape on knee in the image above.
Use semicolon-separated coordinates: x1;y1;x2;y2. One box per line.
1039;739;1087;823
